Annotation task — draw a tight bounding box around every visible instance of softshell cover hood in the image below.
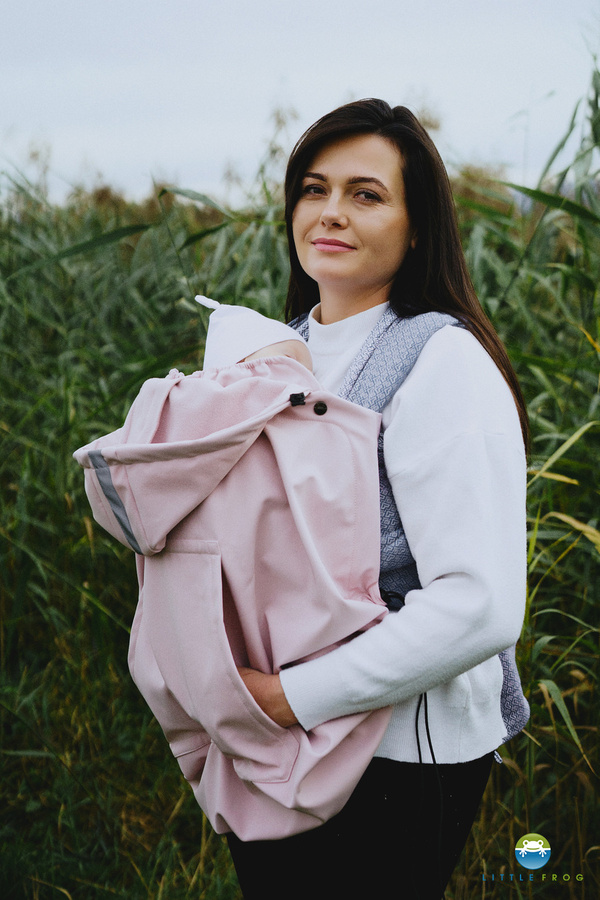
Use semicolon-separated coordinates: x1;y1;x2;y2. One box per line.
74;360;319;555
74;356;391;839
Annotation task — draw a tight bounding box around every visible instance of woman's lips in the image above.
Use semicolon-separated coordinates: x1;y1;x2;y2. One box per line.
311;238;355;252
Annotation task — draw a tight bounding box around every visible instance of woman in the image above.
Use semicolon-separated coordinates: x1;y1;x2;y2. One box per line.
235;99;529;900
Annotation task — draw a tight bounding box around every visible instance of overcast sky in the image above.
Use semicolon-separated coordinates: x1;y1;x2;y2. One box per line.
2;0;599;204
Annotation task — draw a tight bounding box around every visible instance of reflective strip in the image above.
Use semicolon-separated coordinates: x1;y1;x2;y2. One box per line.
88;451;143;554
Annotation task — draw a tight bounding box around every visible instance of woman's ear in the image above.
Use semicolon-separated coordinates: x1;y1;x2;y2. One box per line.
410;231;418;250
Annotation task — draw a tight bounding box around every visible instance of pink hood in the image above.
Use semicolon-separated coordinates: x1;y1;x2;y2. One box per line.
74;357;390;839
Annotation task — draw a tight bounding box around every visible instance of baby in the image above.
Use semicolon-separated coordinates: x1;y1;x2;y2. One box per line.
195;295;313;371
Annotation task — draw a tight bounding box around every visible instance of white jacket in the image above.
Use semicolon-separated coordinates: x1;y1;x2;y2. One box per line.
280;308;529;764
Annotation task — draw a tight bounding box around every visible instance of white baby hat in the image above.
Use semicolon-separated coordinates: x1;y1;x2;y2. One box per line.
195;295;308;369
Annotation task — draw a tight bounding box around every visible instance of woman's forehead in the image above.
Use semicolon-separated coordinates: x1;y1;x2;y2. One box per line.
303;134;405;195
306;134;404;178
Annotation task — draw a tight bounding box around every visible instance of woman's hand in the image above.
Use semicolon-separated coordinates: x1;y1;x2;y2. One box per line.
237;667;298;727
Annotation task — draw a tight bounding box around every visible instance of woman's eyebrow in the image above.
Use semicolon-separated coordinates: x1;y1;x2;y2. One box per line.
347;176;388;191
303;172;389;191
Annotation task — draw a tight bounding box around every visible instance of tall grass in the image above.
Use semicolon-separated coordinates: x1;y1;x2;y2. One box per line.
452;68;600;897
1;77;599;897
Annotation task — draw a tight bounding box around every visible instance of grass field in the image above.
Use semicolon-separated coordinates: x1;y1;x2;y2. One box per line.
1;72;599;898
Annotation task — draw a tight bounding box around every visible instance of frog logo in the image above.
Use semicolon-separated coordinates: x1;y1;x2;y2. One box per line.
515;833;551;870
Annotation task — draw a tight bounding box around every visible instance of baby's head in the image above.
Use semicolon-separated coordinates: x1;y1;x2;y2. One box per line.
196;296;312;371
244;339;312;370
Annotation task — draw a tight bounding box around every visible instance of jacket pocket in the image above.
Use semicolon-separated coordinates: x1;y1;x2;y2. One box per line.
148;538;299;784
174;740;211;783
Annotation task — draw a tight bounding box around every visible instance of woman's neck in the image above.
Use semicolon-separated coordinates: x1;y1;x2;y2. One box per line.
317;286;390;325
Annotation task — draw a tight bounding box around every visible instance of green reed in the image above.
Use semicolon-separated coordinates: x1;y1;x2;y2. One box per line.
1;75;599;898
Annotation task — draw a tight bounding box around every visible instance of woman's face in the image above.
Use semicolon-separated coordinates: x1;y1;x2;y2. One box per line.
292;133;416;320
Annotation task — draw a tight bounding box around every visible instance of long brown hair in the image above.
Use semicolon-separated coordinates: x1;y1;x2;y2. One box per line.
284;99;529;450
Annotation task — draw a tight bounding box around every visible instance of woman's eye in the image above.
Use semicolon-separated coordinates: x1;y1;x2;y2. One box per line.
356;189;381;202
301;183;325;196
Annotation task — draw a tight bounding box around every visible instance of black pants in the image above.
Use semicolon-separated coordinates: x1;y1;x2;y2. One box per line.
227;752;494;900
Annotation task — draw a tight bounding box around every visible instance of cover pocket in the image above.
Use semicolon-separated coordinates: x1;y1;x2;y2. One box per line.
174;741;211;783
147;538;299;784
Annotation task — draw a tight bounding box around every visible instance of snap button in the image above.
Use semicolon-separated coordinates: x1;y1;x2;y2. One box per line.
313;401;328;416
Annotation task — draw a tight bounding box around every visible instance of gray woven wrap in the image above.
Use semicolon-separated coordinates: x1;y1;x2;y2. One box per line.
293;307;529;743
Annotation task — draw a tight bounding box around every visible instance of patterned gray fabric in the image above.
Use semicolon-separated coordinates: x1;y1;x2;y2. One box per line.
338;308;457;597
293;308;529;743
499;644;530;739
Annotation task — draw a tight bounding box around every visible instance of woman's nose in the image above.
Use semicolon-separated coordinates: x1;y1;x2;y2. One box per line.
320;193;348;228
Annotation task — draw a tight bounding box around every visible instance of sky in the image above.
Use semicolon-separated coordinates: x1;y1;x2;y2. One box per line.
2;0;599;205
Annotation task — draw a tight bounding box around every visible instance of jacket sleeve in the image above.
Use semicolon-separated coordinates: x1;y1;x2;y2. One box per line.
279;327;527;730
74;374;202;555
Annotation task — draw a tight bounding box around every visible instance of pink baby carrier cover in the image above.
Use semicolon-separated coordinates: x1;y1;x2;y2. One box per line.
74;356;391;839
